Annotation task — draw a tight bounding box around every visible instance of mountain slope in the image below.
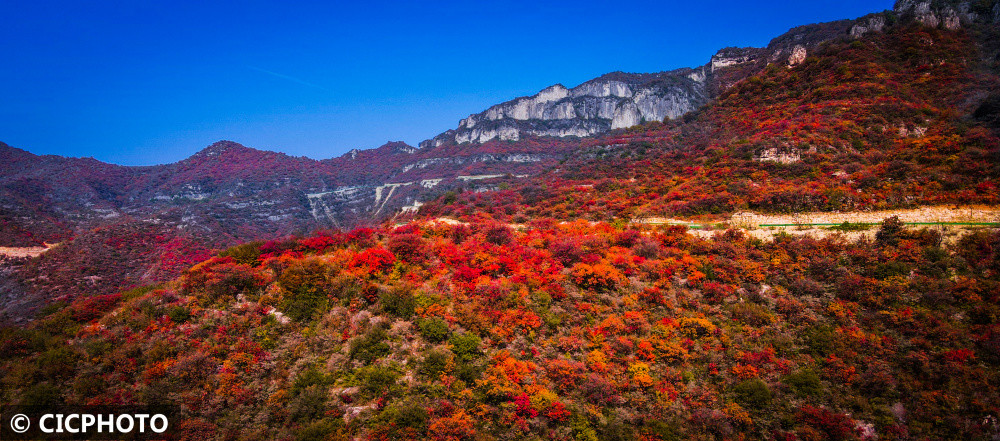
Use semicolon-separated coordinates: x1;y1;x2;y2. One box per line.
423;2;1000;223
9;2;992;249
2;0;999;322
420;10;902;148
2;2;1000;440
0;137;576;320
4;214;999;439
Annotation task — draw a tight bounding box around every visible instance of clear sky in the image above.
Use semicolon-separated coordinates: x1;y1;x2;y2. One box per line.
0;0;893;166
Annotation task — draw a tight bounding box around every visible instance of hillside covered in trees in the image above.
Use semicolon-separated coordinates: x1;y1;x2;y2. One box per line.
2;1;1000;440
3;218;999;439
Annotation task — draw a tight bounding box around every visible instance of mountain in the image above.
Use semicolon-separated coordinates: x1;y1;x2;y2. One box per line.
422;0;1000;149
2;1;1000;440
0;142;135;246
0;139;566;248
419;10;897;148
419;69;709;147
0;137;577;321
2;0;999;320
6;0;996;249
421;0;1000;223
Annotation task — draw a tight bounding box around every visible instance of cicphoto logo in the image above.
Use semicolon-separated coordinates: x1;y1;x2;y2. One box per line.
2;406;177;440
38;413;168;434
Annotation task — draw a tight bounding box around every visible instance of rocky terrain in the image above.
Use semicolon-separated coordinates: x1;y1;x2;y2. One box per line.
423;0;1000;149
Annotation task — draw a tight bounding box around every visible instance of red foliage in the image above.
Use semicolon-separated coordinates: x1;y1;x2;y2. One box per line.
796;405;860;441
69;293;121;322
350;248;396;274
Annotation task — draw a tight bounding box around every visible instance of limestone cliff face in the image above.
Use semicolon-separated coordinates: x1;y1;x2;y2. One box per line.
422;9;901;148
421;1;998;148
420;69;709;147
893;0;999;29
850;15;887;39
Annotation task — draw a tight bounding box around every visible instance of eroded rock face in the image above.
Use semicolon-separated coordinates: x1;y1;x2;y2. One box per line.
422;69;709;146
424;2;984;148
788;45;808;67
851;15;886;39
893;0;988;30
711;47;761;72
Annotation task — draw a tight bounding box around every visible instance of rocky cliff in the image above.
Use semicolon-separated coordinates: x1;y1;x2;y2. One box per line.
421;10;919;148
893;0;999;30
420;69;709;147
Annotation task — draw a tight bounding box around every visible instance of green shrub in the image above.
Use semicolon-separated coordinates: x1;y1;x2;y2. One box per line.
599;419;638;441
874;261;910;279
570;415;599;441
642;420;681;441
380;285;416;318
421;350;451;378
356;365;400;396
37;301;68;318
733;378;772;409
73;376;106;397
418;317;450;342
166;306;191;323
349;326;391;364
449;333;481;362
804;324;837;355
380;402;429;433
876;216;907;246
120;285;158;302
456;362;483;384
291;367;334;396
19;383;62;406
295;417;345;441
784;368;822;397
35;346;79;381
731;302;777;326
289;385;329;422
219;241;263;266
278;258;332;322
828;221;871;232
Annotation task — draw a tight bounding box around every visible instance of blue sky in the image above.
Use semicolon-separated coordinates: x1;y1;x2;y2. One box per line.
0;0;892;165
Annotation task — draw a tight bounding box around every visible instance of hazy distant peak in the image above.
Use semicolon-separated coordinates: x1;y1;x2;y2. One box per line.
193;140;256;158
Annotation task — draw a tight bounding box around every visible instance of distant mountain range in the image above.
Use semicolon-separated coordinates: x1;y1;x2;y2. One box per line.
0;139;564;246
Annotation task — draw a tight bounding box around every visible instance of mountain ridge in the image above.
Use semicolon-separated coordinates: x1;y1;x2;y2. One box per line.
419;12;876;148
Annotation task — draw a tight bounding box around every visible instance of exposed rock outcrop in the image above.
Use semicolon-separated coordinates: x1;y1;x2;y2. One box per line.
893;0;995;30
711;48;761;72
422;8;898;147
851;15;886;39
788;45;808;67
420;69;709;147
